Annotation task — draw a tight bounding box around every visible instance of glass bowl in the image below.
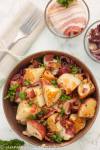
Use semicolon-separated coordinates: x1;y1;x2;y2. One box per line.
84;20;100;63
45;0;90;38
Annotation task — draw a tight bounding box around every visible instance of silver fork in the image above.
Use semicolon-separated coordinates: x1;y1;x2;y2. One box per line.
8;10;42;49
0;10;42;60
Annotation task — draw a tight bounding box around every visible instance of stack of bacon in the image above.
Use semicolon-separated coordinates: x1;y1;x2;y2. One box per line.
47;0;88;37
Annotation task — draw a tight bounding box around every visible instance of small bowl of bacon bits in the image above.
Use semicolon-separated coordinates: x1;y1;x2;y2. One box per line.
45;0;90;38
3;51;99;147
84;21;100;63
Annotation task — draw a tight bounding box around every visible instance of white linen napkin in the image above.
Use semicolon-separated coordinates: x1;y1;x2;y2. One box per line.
0;0;45;87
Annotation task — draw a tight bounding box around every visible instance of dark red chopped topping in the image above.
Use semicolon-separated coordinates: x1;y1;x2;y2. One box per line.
58;66;71;76
88;24;100;60
26;89;36;99
32;60;41;68
44;54;54;62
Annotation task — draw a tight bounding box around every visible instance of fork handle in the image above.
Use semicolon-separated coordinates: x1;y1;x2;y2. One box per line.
8;42;17;49
8;31;26;49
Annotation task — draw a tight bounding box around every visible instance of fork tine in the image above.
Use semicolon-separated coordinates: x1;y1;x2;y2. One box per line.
20;11;41;33
20;12;35;28
25;15;39;32
21;15;37;32
25;18;41;34
21;17;38;34
20;15;35;31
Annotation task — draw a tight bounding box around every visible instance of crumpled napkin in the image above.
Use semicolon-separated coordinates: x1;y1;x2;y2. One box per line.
0;0;45;87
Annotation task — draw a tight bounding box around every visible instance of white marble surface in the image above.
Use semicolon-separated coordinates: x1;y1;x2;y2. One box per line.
0;0;100;150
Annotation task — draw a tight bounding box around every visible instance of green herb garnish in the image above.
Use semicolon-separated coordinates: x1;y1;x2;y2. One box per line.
55;56;61;63
19;92;26;100
71;65;79;74
27;110;45;120
51;133;63;143
28;101;33;106
36;111;45;117
60;93;71;101
36;56;44;63
57;0;75;7
80;99;84;103
51;80;58;87
0;139;24;150
40;63;45;67
60;107;65;116
4;84;19;101
27;115;37;120
35;56;45;67
24;80;31;86
39;120;47;126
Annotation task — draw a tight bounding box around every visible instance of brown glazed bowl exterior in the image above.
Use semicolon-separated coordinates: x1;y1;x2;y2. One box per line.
3;51;99;148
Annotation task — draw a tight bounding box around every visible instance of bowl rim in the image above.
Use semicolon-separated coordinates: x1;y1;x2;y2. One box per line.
44;0;90;39
3;50;100;148
84;20;100;63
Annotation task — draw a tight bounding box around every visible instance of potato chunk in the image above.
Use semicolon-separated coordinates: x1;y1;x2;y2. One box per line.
42;70;56;81
33;86;45;107
47;114;74;140
57;73;81;94
16;101;40;124
23;120;46;140
24;68;45;84
70;114;86;133
41;78;61;107
47;113;60;132
78;79;95;99
78;98;97;118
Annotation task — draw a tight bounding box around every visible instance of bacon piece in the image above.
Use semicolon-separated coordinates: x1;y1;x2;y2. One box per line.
64;26;82;37
26;88;36;99
32;60;40;68
63;102;71;115
41;109;56;120
58;66;71;76
44;54;54;65
78;98;97;118
23;120;46;140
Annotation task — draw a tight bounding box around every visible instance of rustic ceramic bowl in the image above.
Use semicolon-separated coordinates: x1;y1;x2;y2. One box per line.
3;51;99;148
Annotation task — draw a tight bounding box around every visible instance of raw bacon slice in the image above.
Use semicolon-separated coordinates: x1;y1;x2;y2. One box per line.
46;0;88;37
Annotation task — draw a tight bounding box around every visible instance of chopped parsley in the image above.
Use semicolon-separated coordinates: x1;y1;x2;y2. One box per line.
51;133;63;143
57;0;75;7
35;56;45;67
60;93;71;101
27;115;37;120
36;56;44;63
39;120;47;126
51;80;58;87
71;65;79;74
27;110;45;120
80;99;84;103
36;110;45;117
60;107;65;116
40;63;45;67
4;84;19;101
28;101;33;106
24;80;31;86
19;92;26;100
0;139;24;150
55;55;61;63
